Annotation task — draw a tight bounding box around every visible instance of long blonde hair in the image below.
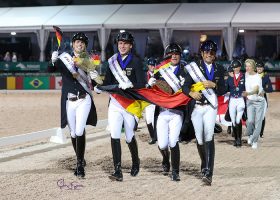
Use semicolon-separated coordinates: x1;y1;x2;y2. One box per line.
244;59;256;71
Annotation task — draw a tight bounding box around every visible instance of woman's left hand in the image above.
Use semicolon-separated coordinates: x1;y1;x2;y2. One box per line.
259;91;265;97
202;80;216;89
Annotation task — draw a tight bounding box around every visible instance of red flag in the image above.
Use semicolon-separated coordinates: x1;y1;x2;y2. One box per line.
53;26;63;48
216;95;231;126
216;95;246;126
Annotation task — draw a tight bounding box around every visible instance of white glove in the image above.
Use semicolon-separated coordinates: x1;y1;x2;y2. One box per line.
148;77;156;86
179;75;185;86
118;82;133;90
127;82;133;88
118;83;125;90
51;51;59;64
94;86;102;94
89;70;98;80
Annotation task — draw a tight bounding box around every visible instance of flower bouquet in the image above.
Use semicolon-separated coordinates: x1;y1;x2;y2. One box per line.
73;51;103;84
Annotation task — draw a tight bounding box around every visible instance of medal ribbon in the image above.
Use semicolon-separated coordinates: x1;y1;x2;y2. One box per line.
117;53;133;70
203;62;214;81
147;71;154;80
173;65;179;75
147;71;151;80
233;72;242;88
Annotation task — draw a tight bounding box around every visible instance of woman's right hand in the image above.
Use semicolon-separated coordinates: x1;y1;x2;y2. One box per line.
51;51;59;63
189;91;202;100
242;91;248;97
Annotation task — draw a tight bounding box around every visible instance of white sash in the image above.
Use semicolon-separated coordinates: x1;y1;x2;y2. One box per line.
185;62;217;108
159;66;181;93
59;52;92;96
108;53;133;86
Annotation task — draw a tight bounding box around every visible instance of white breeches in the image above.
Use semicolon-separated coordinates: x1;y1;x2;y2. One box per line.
229;97;245;126
191;104;217;145
66;94;91;138
108;100;135;143
156;109;183;149
145;104;156;126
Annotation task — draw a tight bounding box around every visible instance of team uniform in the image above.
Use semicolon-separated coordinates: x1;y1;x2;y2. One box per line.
145;58;158;144
184;40;226;185
101;32;146;181
257;62;273;137
49;32;97;178
226;66;234;135
226;60;246;147
149;43;188;181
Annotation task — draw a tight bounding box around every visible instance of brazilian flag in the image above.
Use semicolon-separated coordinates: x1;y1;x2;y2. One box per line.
23;77;50;89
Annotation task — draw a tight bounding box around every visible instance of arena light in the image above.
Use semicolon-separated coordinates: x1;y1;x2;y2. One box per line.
120;30;125;33
183;49;189;54
239;29;245;33
11;32;16;35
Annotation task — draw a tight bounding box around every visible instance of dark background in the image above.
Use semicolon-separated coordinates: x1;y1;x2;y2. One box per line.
0;0;278;7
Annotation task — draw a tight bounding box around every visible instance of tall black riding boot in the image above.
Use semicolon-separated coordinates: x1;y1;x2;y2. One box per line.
158;147;170;174
260;118;265;138
236;122;242;147
72;133;86;167
71;137;76;153
109;138;123;181
232;124;237;147
202;139;215;186
147;123;156;144
75;134;86;178
170;143;180;181
196;143;206;175
227;126;232;134
127;136;140;176
134;119;138;131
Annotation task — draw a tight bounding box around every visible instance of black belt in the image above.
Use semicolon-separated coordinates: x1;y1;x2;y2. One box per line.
196;102;210;105
68;94;87;101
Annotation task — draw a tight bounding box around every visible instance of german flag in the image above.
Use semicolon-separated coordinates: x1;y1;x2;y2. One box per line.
98;85;192;118
91;54;101;65
153;56;171;74
111;93;150;119
53;26;63;48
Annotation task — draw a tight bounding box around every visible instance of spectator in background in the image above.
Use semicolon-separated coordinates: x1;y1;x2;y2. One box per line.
256;61;273;138
4;51;11;62
12;52;17;62
243;59;265;149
